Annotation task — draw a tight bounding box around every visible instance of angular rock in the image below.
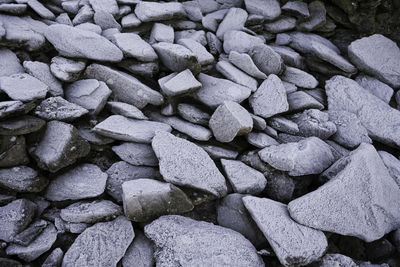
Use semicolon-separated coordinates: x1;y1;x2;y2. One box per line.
0;135;29;168
177;38;214;66
378;151;400;188
282;1;310;18
0;166;48;193
31;121;90;172
249;74;289;118
89;0;119;16
229;51;267;79
0;115;45;135
42;248;64;267
199;144;239;160
281;66;318;89
93;10;121;30
108;101;147;120
258;137;335;176
23;61;63;97
0;100;34;120
245;0;281;20
121;13;141;28
45;24;123;62
209;101;253;143
122;231;154;267
62;216;134;267
44;164;107;201
216;60;258;91
177;103;210;126
150;23;174;44
271;45;304;69
112;142;157;167
216;8;248;39
243;196;327;266
144;215;264;267
28;0;55;20
35;97;89;121
264;16;296;33
311;41;357;73
152;131;227;197
50;56;86;82
297;1;326;31
247;132;279;148
287;90;324;112
223;30;265;54
355;74;394;103
134;2;186;22
294;109;336;139
0;73;48;102
93;115;172;143
113;33;158;62
11;220;48;246
250;45;284;75
289;143;400;242
159;69;202;96
315;253;358;267
0;48;24;77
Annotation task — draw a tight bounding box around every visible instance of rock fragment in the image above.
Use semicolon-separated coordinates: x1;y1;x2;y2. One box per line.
244;0;281;20
378;150;400;187
134;2;186;22
297;1;326;31
0;48;24;77
0;135;29;168
177;103;210;126
216;8;248;39
42;248;64;267
113;33;158;62
0;74;48;102
108;101;148;120
23;61;63;97
282;1;310;18
281;66;318;89
0;100;34;120
229;51;267;79
0;115;45;135
150;23;174;44
112;142;157;166
223;31;264;54
216;60;258;91
50;56;86;82
35;97;89;121
250;45;284;75
355;74;394;103
159;69;202;96
294;109;336;139
122;231;154;267
0;166;48;193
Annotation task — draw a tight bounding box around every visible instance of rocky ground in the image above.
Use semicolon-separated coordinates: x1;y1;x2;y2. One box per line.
0;0;400;266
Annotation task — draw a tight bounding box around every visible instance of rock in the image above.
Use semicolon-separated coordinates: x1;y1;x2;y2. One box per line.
134;2;186;22
89;0;119;16
0;48;24;77
209;101;253;143
207;32;222;55
23;61;63;97
313;253;358;267
282;1;310;18
250;45;284;75
93;115;172;143
287;90;324;112
144;215;264;267
244;0;281;20
45;24;123;62
44;164;107;201
122;231;154;267
150;23;174;44
121;13;141;28
84;64;164;108
199;144;239;160
263;170;295;203
152;131;227;197
50;56;86;82
113;33;158;62
152;42;201;74
288;143;400;242
348;34;400;88
159;69;202;96
0;135;29;168
281;66;319;89
60;200;122;224
247;132;279;148
264;16;296;33
249;74;289;118
216;8;248;39
0;100;34;120
35;97;89;121
122;178;193;222
229;51;268;79
108;101;148;120
378;151;400;188
65;79;111;115
42;248;64;267
196;73;251;109
294;109;337;139
221;159;267;194
355;74;394;103
11;219;48;246
112;142;157;167
223;30;265;54
326;75;400;148
6;223;57;262
62;216;134;267
93;10;121;30
0;115;45;135
106;161;158;202
0;73;48;102
177;38;214;66
0;166;48;193
28;0;55;20
243;196;327;266
119;60;159;78
286;32;340;54
328;109;372;148
297;1;326;31
258;137;335;176
271;45;304;69
251;114;267;130
216;60;258;91
0;199;36;242
31;121;90;173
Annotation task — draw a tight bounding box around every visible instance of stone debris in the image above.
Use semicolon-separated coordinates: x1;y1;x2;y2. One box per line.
35;97;89;121
50;56;86;82
122;231;154;267
0;73;48;102
112;142;158;166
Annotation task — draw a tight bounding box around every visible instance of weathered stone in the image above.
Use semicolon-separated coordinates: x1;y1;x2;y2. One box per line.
159;69;202;96
75;121;114;145
264;16;296;33
229;51;268;79
202;9;228;32
287;90;324;112
177;38;214;66
112;142;157;167
11;220;47;246
134;2;186;22
89;0;119;16
0;73;48;102
150;23;174;44
0;100;34;120
0;135;29;168
28;0;55;20
281;66;318;89
0;166;47;193
216;8;248;39
93;10;121;30
314;253;358;267
144;215;264;267
297;1;326;31
23;61;63;97
271;45;304;69
378;151;400;188
35;97;88;122
247;132;279;148
152;131;227;197
243;196;327;266
42;248;64;267
288;143;400;242
293;109;336;139
269;116;300;135
286;32;340;54
122;231;154;267
311;41;357;73
50;56;86;82
121;13;141;28
113;33;158;62
244;0;281;20
0;115;45;135
250;45;284;75
199;144;239;160
355;74;394;103
282;1;310;18
119;59;159;78
216;60;258;91
177;103;210;126
44;164;107;201
223;30;264;54
0;49;24;78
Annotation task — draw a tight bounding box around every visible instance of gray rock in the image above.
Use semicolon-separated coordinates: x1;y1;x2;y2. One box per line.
0;100;34;120
23;61;63;97
159;69;202;96
326;75;400;148
286;32;340;54
378;151;400;188
0;3;27;15
62;216;134;267
0;257;22;267
348;34;400;88
221;159;267;194
243;196;327;266
93;115;172;143
85;63;164;108
247;132;279;148
264;16;296;33
264;170;295;203
50;56;86;82
216;60;258;91
216;8;248;39
0;135;29;168
281;66;318;89
6;223;57;262
355;74;394;103
45;164;107;201
106;161;158;202
229;51;268;79
177;38;214;66
112;142;157;166
0;166;47;193
250;45;284;75
122;178;193;222
150;23;174;44
196;73;251;109
258;137;335;176
152;42;201;74
11;220;47;246
199;144;239;160
210;101;253;143
94;10;121;30
144;215;264;267
152;131;227;197
223;30;264;54
118;59;159;78
70;23;101;35
245;0;281;20
328;109;372;148
311;41;357;73
0;199;36;242
269;116;300;135
45;24;123;62
35;97;89;121
177;103;210;126
251;114;267;130
75;121;114;145
314;253;358;267
287;90;324;112
0;115;45;135
134;2;186;22
290;143;400;242
0;48;24;77
294;109;337;139
207;32;222;55
121;13;141;28
282;1;310;18
42;248;64;267
0;73;48;102
297;1;326;31
122;231;154;267
60;200;122;224
250;74;289;118
31;121;90;173
270;45;304;69
28;0;55;20
113;33;158;61
89;0;119;16
202;9;228;32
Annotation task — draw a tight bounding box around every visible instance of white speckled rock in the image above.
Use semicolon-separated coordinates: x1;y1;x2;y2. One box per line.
216;8;248;39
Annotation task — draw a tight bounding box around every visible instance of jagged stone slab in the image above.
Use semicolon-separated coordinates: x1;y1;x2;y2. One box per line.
177;103;210;126
89;0;119;16
134;2;186;22
229;51;268;79
293;109;336;139
250;45;284;75
223;30;265;54
144;215;264;267
23;61;63;97
0;166;48;193
216;60;258;91
281;66;318;89
0;115;45;135
311;41;356;73
243;196;327;266
159;69;201;96
288;143;400;242
245;0;281;20
11;219;47;246
177;38;214;66
247;132;279;148
0;100;34;120
112;142;157;166
122;231;154;267
108;101;147;120
152;131;227;197
216;7;248;39
113;33;158;61
50;56;85;82
0;73;48;102
282;1;310;18
0;48;24;77
355;74;394;103
35;97;88;121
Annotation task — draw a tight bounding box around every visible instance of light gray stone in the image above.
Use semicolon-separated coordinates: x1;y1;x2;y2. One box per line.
314;254;358;267
244;0;281;20
134;2;186;22
287;32;340;54
216;60;258;91
0;48;24;77
250;44;284;75
89;0;119;16
159;69;202;96
355;74;394;103
23;61;63;97
297;1;326;31
311;41;357;73
94;10;121;30
0;166;48;193
0;101;34;120
216;8;248;39
243;196;327;266
177;38;214;65
287;90;324;112
251;114;267;130
107;101;147;120
121;13;141;28
281;66;318;89
11;219;48;246
113;33;158;62
202;9;228;32
50;56;85;82
0;115;45;135
42;248;64;267
229;51;267;79
122;231;154;267
119;59;159;78
268;116;299;134
282;1;310;18
75;23;102;35
264;16;296;33
152;131;227;197
288;143;400;242
207;31;222;55
177;103;210;126
378;151;400;188
199;144;239;160
112;142;157;167
247;132;279;148
294;109;336;139
35;97;88;122
0;73;48;102
270;45;304;69
150;23;174;44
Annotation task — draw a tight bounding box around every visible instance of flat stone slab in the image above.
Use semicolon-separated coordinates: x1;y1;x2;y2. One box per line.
122;231;154;267
177;103;210;126
294;109;336;139
112;142;158;166
229;51;267;79
108;101;148;120
134;2;186;22
243;196;327;266
245;0;281;20
216;7;248;39
0;115;45;135
35;97;89;121
216;60;258;91
159;69;202;96
223;31;265;54
0;48;24;77
281;66;318;89
250;45;284;75
152;131;227;197
50;56;86;82
144;215;264;267
0;73;48;102
0;166;48;193
288;143;400;242
355;74;394;103
113;33;158;62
